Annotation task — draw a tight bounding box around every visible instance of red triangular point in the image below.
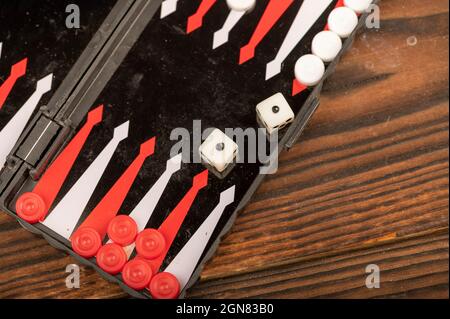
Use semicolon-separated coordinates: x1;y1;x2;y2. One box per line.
292;79;307;96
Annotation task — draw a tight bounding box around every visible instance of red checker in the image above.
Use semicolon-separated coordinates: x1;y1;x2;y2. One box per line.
149;272;180;299
107;215;138;246
96;243;127;275
135;229;166;260
16;192;46;224
71;227;102;258
122;258;153;290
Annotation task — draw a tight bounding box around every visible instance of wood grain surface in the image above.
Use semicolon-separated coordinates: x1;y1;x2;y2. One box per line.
0;0;448;299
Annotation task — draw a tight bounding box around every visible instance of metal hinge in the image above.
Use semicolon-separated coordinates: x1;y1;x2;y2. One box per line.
15;115;61;167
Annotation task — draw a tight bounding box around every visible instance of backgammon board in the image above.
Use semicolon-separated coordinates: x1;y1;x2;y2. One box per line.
0;0;376;299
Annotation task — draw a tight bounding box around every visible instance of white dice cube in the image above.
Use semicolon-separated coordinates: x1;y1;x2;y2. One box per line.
199;129;238;173
256;93;295;135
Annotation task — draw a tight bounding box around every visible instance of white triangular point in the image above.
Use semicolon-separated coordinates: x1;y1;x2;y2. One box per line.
0;42;3;59
265;0;333;80
161;0;179;19
107;154;183;253
164;185;236;290
0;74;53;169
42;121;130;239
213;10;246;49
130;154;182;231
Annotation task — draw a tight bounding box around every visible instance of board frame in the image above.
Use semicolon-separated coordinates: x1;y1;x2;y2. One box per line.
0;0;377;299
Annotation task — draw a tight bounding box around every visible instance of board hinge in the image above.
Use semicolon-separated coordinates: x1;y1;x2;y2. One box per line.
14;115;62;170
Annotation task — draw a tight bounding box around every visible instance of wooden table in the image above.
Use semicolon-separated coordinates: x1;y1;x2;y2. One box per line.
0;0;448;299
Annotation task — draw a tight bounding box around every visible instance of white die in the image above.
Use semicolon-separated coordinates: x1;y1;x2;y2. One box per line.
256;93;295;135
199;129;238;173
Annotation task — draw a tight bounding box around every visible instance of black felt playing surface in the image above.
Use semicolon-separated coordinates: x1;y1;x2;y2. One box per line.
0;0;117;130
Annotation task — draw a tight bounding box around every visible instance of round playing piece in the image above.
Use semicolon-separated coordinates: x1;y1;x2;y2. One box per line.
107;215;138;246
16;192;46;224
312;31;343;63
96;243;127;274
344;0;373;14
294;54;325;87
328;7;359;38
71;227;102;258
135;229;166;260
226;0;256;12
122;258;153;290
149;272;180;299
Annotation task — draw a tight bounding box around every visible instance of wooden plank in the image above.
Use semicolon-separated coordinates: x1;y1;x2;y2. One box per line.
0;219;125;298
188;231;449;299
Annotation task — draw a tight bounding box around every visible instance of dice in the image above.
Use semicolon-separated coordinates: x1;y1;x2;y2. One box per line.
256;93;295;135
199;128;238;173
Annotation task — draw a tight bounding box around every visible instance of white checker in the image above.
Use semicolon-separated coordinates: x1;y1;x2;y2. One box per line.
312;31;343;63
226;0;255;12
256;93;294;135
328;7;359;38
265;0;333;80
294;54;325;87
344;0;373;14
199;129;238;173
